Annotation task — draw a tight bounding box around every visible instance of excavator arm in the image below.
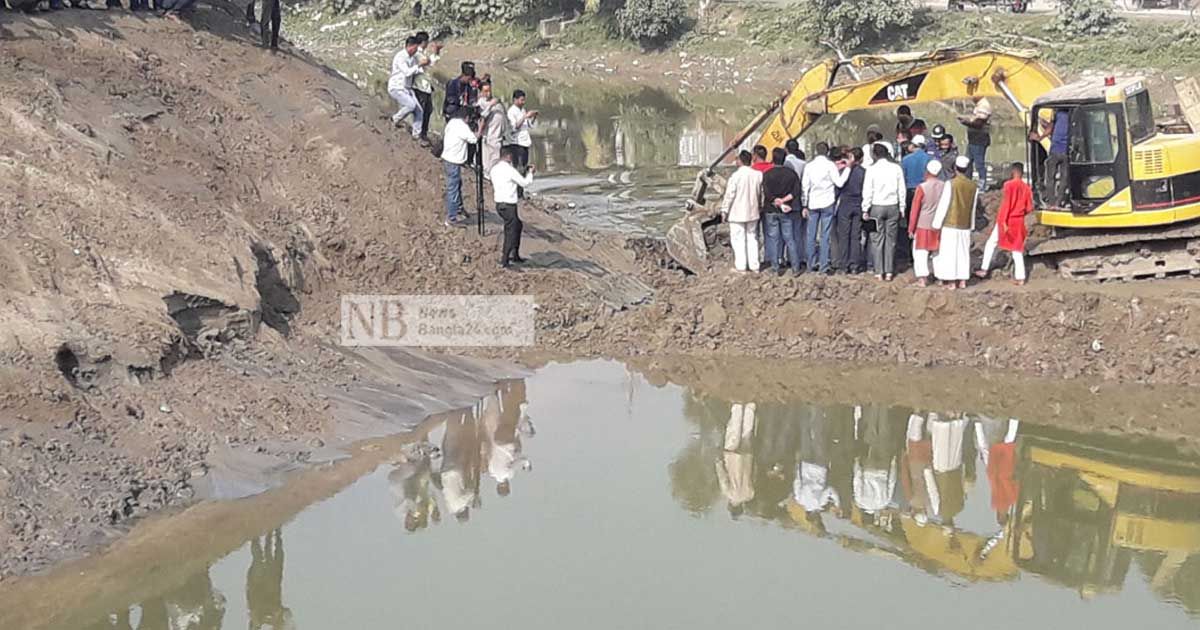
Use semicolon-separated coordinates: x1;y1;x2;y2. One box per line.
758;48;1062;153
666;47;1061;273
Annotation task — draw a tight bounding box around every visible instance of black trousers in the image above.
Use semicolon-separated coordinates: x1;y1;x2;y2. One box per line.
1044;152;1070;207
414;89;433;140
833;201;865;272
497;202;523;264
246;0;280;48
895;188;916;268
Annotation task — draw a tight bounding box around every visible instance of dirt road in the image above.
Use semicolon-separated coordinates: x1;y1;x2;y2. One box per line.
3;4;1200;580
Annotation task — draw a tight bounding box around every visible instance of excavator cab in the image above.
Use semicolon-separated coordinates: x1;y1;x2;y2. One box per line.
1029;79;1153;216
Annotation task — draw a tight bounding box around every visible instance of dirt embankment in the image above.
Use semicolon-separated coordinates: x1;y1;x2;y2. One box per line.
3;5;1200;581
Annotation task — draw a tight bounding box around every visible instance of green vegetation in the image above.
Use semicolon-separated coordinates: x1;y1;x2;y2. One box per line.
1048;0;1126;36
290;0;1200;76
616;0;688;45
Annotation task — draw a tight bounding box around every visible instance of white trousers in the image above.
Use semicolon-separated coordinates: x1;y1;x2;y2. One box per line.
929;417;967;473
388;86;423;138
724;402;757;451
729;220;760;271
912;247;931;278
981;225;1026;281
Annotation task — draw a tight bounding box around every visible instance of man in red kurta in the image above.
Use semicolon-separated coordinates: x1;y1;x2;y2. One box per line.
977;162;1034;284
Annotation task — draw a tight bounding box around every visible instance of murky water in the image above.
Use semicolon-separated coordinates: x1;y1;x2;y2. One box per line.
17;360;1200;630
426;72;1028;235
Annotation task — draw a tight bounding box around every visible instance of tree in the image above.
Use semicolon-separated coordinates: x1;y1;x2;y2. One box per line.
1049;0;1126;36
797;0;918;50
616;0;687;45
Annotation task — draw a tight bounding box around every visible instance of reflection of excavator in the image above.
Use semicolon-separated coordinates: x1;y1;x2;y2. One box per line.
1011;431;1200;609
667;47;1200;280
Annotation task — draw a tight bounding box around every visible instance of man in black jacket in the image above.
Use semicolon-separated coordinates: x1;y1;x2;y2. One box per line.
761;148;803;276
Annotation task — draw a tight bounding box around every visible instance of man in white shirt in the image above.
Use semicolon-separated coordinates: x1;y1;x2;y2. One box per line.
861;143;908;281
440;108;480;227
719;150;763;272
801;142;838;274
412;32;441;143
505;89;538;194
490;147;535;268
387;36;429;141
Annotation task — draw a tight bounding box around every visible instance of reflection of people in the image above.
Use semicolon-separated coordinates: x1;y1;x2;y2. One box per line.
248;529;293;630
716;402;756;517
482;381;533;497
132;566;226;630
389;443;438;531
853;405;901;515
901;413;935;523
794;406;840;515
975;417;1020;525
929;414;968;526
435;409;483;522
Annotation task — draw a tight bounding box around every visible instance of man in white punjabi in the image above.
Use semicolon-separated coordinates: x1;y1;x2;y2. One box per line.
719;150;763;273
931;155;978;290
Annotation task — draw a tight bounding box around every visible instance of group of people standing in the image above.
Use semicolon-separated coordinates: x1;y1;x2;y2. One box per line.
388;34;538;267
719;97;1033;287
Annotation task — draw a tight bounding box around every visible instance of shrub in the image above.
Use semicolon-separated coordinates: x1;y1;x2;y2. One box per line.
796;0;919;50
1048;0;1127;37
616;0;687;45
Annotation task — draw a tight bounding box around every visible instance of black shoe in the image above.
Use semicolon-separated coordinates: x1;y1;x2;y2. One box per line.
774;267;785;277
792;268;804;277
510;255;527;264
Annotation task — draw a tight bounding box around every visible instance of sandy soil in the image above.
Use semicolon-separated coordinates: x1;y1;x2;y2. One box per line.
4;4;1200;581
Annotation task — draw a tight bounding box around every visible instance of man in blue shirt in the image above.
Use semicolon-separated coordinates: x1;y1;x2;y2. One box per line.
1034;109;1072;208
899;136;932;270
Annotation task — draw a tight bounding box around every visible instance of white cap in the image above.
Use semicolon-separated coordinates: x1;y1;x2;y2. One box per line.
926;160;942;176
912;134;926;147
955;155;971;170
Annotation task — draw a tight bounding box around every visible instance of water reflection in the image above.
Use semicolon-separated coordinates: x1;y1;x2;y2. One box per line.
391;379;533;529
41;367;1200;628
673;393;1200;606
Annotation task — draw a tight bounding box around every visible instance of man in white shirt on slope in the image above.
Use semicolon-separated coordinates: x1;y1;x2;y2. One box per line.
412;32;442;144
801;142;839;274
490;146;535;268
441;107;481;227
861;143;908;282
388;36;430;142
505;89;539;196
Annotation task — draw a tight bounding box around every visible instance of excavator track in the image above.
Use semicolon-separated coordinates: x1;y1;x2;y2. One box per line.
1028;220;1200;281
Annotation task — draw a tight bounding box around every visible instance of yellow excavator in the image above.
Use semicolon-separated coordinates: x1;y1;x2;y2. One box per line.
666;47;1200;280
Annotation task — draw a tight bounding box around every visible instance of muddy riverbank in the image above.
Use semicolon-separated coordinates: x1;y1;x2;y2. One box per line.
4;4;1200;582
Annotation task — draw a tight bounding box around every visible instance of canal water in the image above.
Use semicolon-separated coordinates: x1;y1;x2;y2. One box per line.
21;360;1200;630
424;72;1028;235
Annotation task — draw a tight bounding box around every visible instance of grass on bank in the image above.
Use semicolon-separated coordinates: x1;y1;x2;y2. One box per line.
288;1;1200;81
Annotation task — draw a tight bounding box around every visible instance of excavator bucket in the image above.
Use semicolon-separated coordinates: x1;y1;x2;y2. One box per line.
665;212;711;274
